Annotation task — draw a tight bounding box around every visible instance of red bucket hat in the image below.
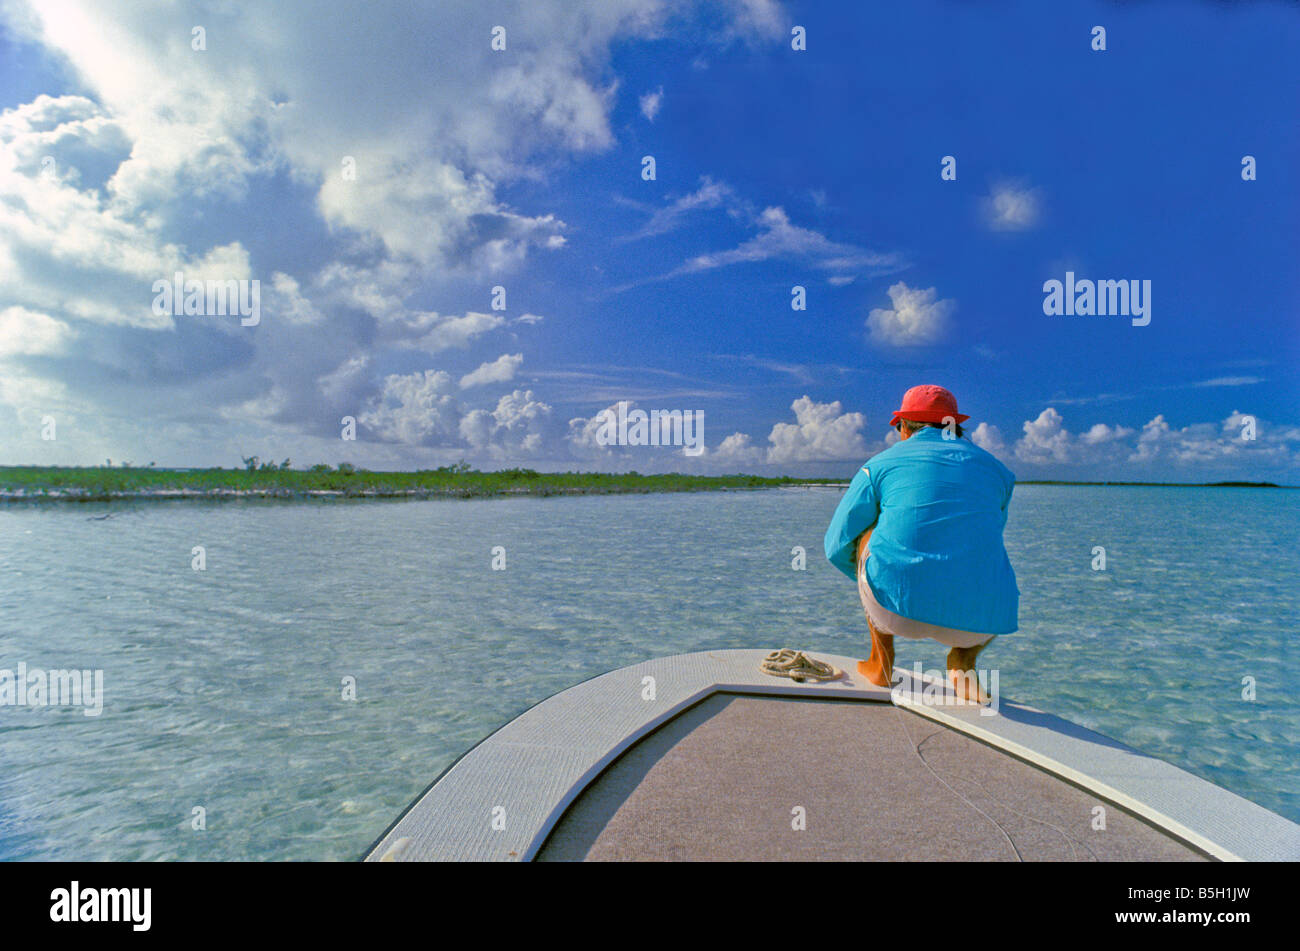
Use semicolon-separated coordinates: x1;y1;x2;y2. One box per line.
889;384;970;426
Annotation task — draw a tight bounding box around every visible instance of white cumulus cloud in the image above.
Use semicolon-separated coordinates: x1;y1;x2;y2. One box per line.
0;305;77;356
970;421;1008;456
639;86;664;121
983;181;1042;231
360;370;463;446
1005;408;1295;473
715;396;869;465
460;388;552;456
866;282;954;347
1015;407;1074;464
460;353;523;388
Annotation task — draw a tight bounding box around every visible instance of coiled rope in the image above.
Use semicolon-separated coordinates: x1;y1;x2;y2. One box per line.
759;648;839;683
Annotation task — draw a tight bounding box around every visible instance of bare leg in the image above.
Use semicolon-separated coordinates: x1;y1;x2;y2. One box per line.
854;526;894;687
946;641;991;703
855;525;873;567
857;618;895;687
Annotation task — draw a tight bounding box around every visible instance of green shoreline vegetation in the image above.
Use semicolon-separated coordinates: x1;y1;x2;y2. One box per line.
0;461;814;502
0;460;1288;502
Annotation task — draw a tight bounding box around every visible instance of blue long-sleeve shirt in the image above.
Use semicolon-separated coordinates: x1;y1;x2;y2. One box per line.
823;426;1020;635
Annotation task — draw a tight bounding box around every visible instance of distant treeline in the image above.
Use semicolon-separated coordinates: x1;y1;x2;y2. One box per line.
0;463;1289;502
0;462;813;502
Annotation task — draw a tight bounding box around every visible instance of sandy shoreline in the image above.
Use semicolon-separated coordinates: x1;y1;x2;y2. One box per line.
0;479;1279;503
0;484;790;503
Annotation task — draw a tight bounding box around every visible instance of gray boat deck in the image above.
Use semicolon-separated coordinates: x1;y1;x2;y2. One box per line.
365;649;1300;862
537;694;1203;861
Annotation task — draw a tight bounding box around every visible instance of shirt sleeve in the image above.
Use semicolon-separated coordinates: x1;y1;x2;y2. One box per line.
823;464;880;580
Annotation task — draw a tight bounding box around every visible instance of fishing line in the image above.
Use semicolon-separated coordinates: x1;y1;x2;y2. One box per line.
884;668;1025;862
915;731;1093;861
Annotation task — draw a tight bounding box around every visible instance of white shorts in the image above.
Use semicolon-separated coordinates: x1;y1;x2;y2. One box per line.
858;557;993;649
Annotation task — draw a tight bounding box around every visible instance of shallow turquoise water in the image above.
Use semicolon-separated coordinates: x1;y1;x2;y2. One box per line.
0;485;1295;860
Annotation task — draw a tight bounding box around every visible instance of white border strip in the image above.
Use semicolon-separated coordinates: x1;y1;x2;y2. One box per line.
365;649;1300;862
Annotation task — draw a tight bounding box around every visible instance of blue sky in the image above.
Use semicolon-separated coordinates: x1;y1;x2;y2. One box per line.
0;0;1296;481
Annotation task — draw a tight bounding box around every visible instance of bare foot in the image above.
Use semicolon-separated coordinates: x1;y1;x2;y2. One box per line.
857;658;892;687
947;668;990;704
